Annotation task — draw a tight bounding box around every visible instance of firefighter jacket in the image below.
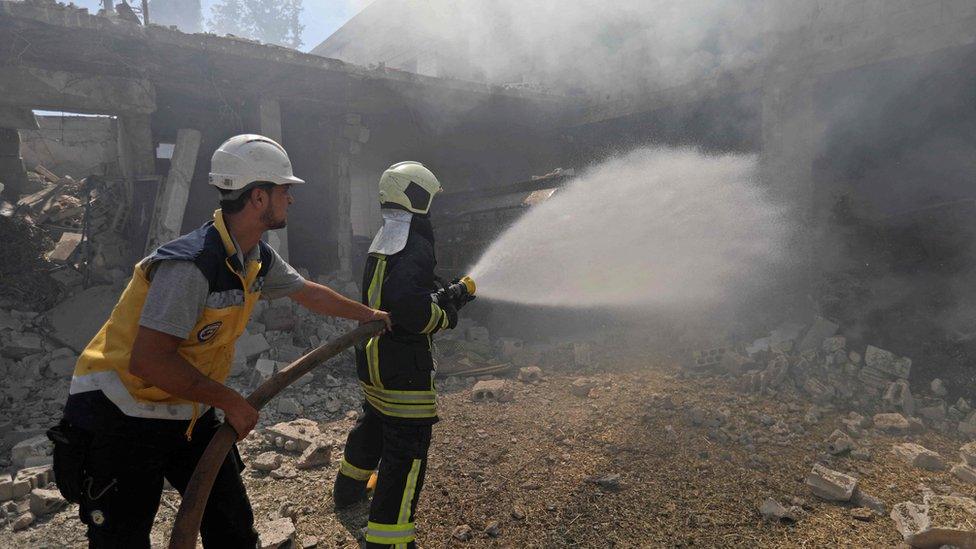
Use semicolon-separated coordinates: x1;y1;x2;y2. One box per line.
69;210;272;428
356;214;450;424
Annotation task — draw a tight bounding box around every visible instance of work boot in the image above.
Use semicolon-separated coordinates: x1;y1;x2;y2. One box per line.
333;474;368;509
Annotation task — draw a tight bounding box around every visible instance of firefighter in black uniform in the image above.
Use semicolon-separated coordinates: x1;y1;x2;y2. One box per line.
333;161;471;548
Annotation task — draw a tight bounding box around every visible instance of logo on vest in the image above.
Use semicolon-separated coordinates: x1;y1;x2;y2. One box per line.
197;321;223;342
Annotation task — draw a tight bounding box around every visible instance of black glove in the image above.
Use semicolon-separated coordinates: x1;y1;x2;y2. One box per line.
441;302;459;330
448;278;476;311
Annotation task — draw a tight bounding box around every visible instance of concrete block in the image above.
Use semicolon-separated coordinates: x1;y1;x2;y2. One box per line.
44;285;120;352
825;429;853;455
0;474;12;502
897;495;976;548
517;366;543;383
873;413;909;435
236;332;270;361
11;435;51;468
296;439;332;469
1;334;44;360
864;345;911;379
570;378;598;397
28;488;65;516
891;443;947;472
471;380;512;402
930;378;947;396
252;451;282;472
258;517;296;549
276;397;303;416
45;353;77;378
882;379;915;417
806;463;857;501
797;317;838;352
264;419;320;452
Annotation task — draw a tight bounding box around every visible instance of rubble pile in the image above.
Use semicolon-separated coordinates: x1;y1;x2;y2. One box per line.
687;317;976;442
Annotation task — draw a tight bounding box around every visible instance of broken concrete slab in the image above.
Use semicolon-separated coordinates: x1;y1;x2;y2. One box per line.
1;333;44;360
44;285;119;352
759;497;798;522
917;398;946;422
28;488;65;516
892;495;976;549
805;463;857;501
252;452;283;472
873;413;910;435
236;332;270;361
296;439;331;470
517;366;543;383
864;345;911;379
882;379;915;417
852;488;886;514
11;435;51;469
45;232;82;263
891;443;947;472
264;419;320;452
471;379;512;402
951;463;976;484
276;397;303;416
825;429;854;455
257;517;296;549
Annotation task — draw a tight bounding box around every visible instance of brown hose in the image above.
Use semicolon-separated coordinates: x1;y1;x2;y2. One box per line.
168;320;385;549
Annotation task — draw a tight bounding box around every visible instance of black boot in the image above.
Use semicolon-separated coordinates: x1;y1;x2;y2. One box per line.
333;473;367;509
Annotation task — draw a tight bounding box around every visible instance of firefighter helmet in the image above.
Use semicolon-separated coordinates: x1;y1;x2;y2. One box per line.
378;161;441;215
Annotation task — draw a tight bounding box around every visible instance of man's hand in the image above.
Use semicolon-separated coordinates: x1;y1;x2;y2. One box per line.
221;394;259;441
362;308;392;332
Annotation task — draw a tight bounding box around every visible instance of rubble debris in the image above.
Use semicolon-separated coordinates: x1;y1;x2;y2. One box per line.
852;488;886;514
296;439;332;470
690;347;728;371
805;464;857;501
881;379;914;417
891;443;947;472
257;517;296;549
930;378;948;397
276;398;303;416
719;351;753;375
28;488;65;516
43;285;120;352
264;419;320;452
797;317;838;352
951;463;976;484
825;429;854;455
517;366;544;383
471;380;512;402
759;498;798;523
961;442;976;466
484;521;501;537
11;435;51;469
452;524;473;541
872;413;909;435
237;332;271;362
864;345;911;380
570;378;598;397
252;452;283;472
12;511;35;531
891;495;976;549
586;473;622;491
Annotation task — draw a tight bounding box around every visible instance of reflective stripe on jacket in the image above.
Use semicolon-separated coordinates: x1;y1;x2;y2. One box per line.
69;209;272;421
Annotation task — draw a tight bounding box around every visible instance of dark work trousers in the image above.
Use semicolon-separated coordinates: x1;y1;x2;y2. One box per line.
65;391;257;549
342;404;432;549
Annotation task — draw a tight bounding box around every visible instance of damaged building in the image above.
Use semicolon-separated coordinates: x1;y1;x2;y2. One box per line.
1;0;976;545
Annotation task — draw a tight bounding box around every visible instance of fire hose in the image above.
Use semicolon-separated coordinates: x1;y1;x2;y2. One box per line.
167;320;386;549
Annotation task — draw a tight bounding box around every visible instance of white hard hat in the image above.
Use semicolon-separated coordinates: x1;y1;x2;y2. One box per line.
378;161;442;215
209;134;304;198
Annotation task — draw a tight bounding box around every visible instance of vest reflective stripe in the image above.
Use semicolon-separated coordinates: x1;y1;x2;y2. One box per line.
69;370;209;420
365;255;387;389
360;383;436;404
338;458;375;481
363;394;437;419
397;459;422;525
421;302;444;334
365;521;415;545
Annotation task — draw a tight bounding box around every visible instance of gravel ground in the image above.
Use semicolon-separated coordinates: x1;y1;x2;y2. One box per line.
3;357;972;548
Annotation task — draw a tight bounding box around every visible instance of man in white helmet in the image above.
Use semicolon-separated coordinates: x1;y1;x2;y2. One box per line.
333;161;473;548
48;134;390;548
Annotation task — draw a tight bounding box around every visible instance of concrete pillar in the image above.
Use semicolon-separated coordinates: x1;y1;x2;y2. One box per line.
118;114;155;178
145;128;201;252
0;128;27;198
258;96;290;261
334;113;369;278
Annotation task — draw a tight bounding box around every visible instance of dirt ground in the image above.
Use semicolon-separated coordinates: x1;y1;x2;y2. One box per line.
5;356;972;548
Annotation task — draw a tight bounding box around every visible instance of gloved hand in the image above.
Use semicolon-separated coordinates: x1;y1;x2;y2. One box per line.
448;278;476;311
441;302;459;329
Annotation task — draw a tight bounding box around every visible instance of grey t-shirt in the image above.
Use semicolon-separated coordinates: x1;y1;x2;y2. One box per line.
140;242;304;339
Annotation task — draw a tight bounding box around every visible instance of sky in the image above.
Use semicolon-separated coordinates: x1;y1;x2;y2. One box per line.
69;0;367;51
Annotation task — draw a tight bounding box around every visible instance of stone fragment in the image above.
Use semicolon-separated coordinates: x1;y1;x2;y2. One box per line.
893;495;976;548
961;442;976;466
851;447;873;461
9;477;31;499
11;435;52;468
917;399;946;422
12;511;35;531
852;489;885;514
850;507;873;521
959;411;976;438
452;524;473;541
0;474;12;502
484;520;501;537
586;473;621;491
270;465;298;480
262;306;296;332
759;498;798;522
258;517;296;549
276;397;303;416
930;378;947;397
264;419;320;452
471;380;512;402
873;413;909;435
252;452;283;472
882;379;915;417
28;488;65;516
517;366;543;383
891;443;947;472
296;439;332;470
822;335;846;353
825;429;853;455
1;333;44;359
805;464;857;501
570;378;597;397
250;358;279;387
864;345;911;379
236;332;270;360
951;463;976;484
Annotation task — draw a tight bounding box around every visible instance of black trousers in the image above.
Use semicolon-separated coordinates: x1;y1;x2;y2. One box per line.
341;404;432;548
62;392;257;549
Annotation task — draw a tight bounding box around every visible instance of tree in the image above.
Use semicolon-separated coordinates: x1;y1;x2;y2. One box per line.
208;0;304;49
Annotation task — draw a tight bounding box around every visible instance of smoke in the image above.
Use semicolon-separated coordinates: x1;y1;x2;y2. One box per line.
330;0;767;96
469;147;789;308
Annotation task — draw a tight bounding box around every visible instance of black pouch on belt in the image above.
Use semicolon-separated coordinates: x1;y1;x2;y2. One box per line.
46;419;92;504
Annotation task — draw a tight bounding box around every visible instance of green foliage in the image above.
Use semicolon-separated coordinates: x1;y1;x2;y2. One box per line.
208;0;304;49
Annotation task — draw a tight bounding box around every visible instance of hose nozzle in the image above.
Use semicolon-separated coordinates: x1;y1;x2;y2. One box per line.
433;275;476;306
